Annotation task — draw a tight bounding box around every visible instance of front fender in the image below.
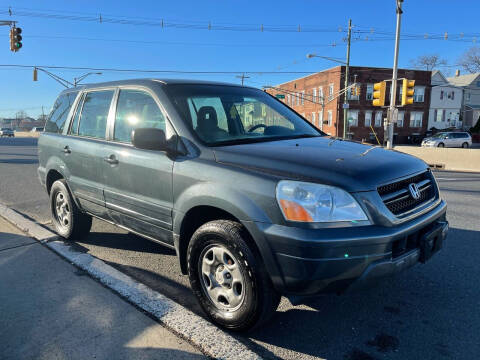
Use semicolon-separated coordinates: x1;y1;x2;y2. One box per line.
173;181;272;234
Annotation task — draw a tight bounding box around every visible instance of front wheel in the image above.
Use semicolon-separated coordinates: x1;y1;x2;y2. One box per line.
462;142;469;148
50;179;92;239
437;142;445;148
187;220;280;331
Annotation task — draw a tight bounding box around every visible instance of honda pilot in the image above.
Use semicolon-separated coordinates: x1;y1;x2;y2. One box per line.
38;79;448;331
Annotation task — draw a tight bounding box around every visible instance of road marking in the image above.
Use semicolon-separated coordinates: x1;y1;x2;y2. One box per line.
0;203;261;360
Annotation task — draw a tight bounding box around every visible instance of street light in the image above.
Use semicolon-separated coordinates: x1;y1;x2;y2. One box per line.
306;53;346;65
74;72;102;87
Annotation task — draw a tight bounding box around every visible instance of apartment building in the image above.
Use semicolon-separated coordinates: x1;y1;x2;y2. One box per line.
428;70;463;130
268;66;431;144
447;71;480;129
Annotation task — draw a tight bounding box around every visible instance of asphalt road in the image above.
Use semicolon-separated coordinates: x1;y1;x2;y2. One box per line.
1;136;480;359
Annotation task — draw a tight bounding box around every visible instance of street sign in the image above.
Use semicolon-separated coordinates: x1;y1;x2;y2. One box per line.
342;103;349;109
275;94;285;99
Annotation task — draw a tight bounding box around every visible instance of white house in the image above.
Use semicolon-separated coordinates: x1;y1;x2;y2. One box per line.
427;71;463;130
447;71;480;129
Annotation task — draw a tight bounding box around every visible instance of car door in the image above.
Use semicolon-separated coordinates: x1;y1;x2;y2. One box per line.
102;87;174;245
65;89;115;217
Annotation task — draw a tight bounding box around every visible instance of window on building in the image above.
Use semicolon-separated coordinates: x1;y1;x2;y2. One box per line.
301;90;305;105
451;91;455;100
348;110;359;126
366;84;373;100
311;112;316;125
287;94;291;106
410;112;423;127
328;84;334;101
364;111;372;127
296;93;300;106
318;111;323;128
440;90;444;100
114;89;166;143
414;86;425;102
396;111;404;127
466;92;471;102
312;88;317;103
477;81;480;87
375;111;383;127
327;110;332;126
435;109;443;122
319;86;324;103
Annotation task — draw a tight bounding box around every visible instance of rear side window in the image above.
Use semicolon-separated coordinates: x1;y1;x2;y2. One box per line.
45;91;78;133
114;89;166;143
77;90;114;139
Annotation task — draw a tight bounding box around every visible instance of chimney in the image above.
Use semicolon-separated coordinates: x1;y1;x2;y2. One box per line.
455;69;461;77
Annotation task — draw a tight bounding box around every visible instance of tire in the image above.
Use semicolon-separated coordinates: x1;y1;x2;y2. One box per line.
187;220;280;331
50;179;92;239
438;142;445;148
462;142;469;148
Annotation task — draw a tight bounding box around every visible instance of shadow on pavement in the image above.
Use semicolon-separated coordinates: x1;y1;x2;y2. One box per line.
0;137;38;146
0;158;38;164
70;226;480;359
0;229;205;360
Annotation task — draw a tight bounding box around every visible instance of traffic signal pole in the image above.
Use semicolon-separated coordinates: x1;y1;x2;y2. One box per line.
387;0;403;149
343;19;352;139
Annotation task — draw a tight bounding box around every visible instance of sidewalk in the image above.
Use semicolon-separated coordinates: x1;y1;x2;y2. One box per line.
0;217;205;360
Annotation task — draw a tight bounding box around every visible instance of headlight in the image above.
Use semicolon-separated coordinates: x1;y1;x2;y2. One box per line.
276;180;368;223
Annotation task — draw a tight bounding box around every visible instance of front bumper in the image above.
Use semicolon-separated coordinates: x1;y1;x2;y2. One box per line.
252;199;447;296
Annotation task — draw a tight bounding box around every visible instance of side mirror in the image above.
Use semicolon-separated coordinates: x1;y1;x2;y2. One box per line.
132;128;167;151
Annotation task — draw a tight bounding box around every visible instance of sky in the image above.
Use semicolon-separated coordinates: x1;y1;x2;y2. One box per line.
0;0;479;119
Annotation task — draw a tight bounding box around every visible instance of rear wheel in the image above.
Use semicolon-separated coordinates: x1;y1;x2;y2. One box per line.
437;142;445;148
50;179;92;239
462;142;469;148
187;220;280;331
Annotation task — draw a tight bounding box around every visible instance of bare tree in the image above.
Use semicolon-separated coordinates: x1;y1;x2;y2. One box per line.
458;47;480;74
409;54;447;71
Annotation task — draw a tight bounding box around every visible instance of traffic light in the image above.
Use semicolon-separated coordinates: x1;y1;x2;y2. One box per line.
401;79;415;106
372;81;386;107
9;27;22;52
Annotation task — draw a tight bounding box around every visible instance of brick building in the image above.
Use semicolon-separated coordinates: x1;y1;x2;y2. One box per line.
268;66;431;144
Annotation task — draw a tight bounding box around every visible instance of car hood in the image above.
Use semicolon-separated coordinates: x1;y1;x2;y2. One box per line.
213;137;428;192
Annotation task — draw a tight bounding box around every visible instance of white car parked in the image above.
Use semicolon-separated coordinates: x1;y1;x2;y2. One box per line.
422;132;472;148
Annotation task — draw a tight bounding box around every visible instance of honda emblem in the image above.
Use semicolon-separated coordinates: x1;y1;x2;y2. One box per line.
408;183;421;200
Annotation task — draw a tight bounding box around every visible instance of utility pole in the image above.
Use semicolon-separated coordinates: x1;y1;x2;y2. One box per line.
387;0;403;149
342;19;352;139
236;73;250;86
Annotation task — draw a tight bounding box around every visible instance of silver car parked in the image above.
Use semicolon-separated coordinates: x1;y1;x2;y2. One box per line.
422;132;472;148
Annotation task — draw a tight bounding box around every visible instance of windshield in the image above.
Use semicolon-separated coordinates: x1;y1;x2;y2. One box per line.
432;133;448;139
165;84;323;145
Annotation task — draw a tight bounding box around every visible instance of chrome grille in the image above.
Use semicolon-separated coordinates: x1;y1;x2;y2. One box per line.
378;171;436;216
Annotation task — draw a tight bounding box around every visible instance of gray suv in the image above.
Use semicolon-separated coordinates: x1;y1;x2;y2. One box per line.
38;79;448;331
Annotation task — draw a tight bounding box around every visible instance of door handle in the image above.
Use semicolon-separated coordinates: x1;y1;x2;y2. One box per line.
63;146;71;154
104;155;119;165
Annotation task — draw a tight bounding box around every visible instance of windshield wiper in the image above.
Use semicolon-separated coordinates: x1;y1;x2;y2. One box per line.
208;133;321;147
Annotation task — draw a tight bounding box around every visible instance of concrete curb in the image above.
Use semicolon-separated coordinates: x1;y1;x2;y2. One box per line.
0;203;261;360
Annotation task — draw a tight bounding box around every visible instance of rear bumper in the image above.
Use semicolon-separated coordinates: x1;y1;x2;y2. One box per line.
252;199;447;296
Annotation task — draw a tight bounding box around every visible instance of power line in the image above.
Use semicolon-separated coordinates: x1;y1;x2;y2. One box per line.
1;8;349;33
0;64;316;75
27;34;338;49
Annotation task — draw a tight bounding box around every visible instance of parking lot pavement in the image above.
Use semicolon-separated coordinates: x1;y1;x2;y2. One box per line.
2;136;480;359
0;216;205;360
